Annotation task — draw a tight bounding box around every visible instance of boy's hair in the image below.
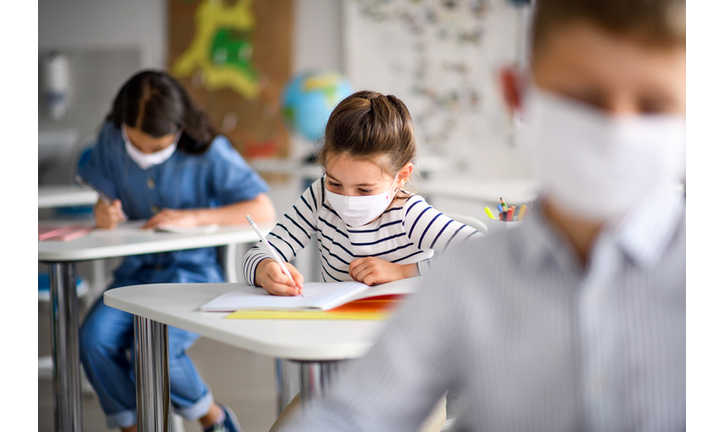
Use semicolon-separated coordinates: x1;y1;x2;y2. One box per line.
107;70;219;154
531;0;685;56
319;90;416;177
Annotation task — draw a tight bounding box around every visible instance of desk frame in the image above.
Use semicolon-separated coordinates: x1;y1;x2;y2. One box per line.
48;262;83;431
131;318;344;431
103;283;386;432
39;223;265;432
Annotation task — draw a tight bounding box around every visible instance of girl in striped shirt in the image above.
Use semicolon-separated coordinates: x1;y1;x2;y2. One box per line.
242;90;483;296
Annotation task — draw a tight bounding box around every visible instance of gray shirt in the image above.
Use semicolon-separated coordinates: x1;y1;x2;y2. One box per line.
280;187;685;432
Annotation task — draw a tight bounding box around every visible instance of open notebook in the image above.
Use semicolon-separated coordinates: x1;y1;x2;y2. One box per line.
200;277;422;312
154;224;219;234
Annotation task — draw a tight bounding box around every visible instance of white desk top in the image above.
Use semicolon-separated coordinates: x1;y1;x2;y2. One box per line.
38;220;269;262
421;175;539;206
104;283;386;361
38;185;99;209
422;176;684;207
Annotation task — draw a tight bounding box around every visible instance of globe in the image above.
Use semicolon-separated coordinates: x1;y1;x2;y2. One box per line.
280;71;354;142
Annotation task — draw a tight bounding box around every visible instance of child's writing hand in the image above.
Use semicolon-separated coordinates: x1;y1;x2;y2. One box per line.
255;259;304;296
348;257;419;286
143;209;198;230
94;199;125;229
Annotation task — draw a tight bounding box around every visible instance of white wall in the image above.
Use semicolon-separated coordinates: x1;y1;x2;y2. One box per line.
38;0;167;184
293;0;344;73
38;0;167;68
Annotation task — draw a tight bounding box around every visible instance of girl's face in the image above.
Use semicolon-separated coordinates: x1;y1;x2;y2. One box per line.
124;125;178;154
324;153;412;196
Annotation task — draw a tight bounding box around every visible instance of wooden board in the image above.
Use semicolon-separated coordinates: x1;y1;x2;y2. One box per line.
168;0;293;160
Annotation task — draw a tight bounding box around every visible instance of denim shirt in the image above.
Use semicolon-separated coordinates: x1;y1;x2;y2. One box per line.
78;121;269;287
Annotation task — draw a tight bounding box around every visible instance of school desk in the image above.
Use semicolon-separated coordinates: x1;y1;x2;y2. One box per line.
422;175;539;209
38;184;99;208
103;282;388;431
38;221;270;432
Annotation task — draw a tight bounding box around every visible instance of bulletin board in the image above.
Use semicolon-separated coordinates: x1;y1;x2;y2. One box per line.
168;0;293;160
343;0;531;178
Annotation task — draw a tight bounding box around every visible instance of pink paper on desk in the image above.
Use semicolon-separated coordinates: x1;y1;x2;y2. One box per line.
38;225;93;241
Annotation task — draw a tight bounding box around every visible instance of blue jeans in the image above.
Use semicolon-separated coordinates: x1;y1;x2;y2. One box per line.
79;295;213;429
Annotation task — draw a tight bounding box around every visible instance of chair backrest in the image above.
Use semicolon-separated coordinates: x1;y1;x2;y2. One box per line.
218;244;239;283
217;242;259;283
445;212;488;235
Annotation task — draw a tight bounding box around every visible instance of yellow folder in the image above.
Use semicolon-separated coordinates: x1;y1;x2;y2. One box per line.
225;297;403;321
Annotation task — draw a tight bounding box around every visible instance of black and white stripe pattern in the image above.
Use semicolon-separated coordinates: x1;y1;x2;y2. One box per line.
278;188;686;432
242;177;482;285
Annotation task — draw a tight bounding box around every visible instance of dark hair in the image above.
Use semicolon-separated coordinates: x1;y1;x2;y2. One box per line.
319;90;416;177
531;0;685;59
107;70;218;154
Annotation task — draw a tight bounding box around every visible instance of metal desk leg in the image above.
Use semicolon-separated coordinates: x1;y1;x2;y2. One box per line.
134;316;169;432
275;359;300;415
297;361;341;406
49;262;82;432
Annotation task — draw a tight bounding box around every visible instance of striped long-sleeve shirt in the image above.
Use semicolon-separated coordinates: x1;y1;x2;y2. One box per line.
242;177;482;285
278;187;686;432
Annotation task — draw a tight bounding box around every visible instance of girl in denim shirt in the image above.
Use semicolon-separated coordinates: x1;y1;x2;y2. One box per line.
78;70;275;432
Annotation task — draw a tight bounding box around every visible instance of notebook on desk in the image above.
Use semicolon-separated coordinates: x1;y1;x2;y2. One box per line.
38;224;93;241
200;277;422;312
154;224;219;234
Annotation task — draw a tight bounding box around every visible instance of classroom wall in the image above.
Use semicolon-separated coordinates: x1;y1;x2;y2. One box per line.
37;0;344;187
37;0;347;282
38;0;166;185
38;0;167;68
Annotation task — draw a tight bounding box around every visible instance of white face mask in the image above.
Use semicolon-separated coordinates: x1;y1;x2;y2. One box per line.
326;176;398;227
122;124;180;170
522;86;685;222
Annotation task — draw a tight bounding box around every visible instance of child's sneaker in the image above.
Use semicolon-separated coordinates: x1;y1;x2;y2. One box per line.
203;404;242;432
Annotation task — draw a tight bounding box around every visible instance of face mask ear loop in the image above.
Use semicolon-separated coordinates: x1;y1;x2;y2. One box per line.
389;175;400;201
172;128;183;146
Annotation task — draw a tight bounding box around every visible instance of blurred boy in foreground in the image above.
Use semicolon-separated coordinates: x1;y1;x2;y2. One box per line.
279;0;686;430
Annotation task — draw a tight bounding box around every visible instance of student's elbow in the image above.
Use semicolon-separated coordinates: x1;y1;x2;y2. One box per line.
247;193;276;223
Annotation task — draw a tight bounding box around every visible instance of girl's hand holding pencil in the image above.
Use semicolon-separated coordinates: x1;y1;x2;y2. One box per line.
93;199;127;229
248;214;305;296
255;259;306;296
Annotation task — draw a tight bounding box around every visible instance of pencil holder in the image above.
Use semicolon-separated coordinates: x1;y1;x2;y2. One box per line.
483;218;523;235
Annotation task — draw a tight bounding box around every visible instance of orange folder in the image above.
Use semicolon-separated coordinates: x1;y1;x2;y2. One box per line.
225;294;406;321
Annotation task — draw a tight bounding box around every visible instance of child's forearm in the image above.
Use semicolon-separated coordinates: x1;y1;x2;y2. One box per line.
403;263;420;278
194;193;276;225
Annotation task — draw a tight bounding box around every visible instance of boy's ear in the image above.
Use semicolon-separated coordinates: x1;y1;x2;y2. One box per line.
498;65;524;114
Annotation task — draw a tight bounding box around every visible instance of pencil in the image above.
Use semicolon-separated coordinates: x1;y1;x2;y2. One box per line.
484;207;496;219
506;205;515;221
518;204;527;221
500;197;508;212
